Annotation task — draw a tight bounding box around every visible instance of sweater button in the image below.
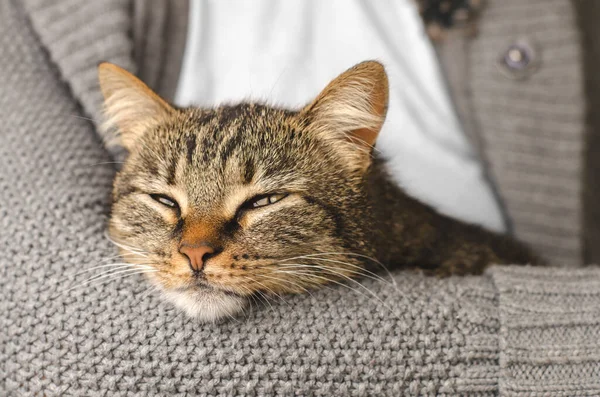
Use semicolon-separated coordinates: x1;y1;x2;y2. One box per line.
505;46;530;69
497;38;540;80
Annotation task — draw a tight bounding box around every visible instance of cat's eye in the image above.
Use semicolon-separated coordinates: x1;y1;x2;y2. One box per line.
248;193;287;209
150;194;179;209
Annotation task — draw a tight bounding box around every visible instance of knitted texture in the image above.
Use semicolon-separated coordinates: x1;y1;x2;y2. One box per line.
468;0;585;265
132;0;189;102
22;0;135;129
1;1;499;395
429;0;585;265
2;0;600;395
490;266;600;396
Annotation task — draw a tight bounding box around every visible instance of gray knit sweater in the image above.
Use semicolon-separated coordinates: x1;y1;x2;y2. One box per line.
2;0;600;395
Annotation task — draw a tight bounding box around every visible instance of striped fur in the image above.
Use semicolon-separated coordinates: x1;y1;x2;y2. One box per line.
99;61;540;322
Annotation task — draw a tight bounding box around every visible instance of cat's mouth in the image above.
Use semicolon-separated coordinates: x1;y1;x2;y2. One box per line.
148;260;256;321
161;285;248;322
187;278;245;298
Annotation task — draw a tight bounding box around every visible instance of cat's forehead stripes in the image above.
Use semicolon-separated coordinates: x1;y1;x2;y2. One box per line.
170;105;298;178
185;134;196;164
100;61;396;322
180;105;267;169
124;103;319;225
128;105;297;218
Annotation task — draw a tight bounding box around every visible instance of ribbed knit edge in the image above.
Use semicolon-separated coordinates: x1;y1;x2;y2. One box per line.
22;0;189;161
22;0;136;138
489;266;600;396
132;0;189;102
470;0;585;266
454;276;502;396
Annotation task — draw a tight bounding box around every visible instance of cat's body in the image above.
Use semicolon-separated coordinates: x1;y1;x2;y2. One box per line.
99;61;540;322
365;158;539;275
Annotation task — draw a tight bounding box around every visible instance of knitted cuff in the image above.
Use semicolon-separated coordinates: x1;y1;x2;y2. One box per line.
22;0;135;133
489;266;600;395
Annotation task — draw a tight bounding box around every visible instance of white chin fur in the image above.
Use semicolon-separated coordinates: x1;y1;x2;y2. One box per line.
162;288;247;322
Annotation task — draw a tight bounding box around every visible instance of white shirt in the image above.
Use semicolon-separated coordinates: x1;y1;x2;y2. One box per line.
175;0;506;232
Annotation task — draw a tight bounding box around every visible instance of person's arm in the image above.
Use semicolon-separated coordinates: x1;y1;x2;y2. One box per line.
2;1;599;395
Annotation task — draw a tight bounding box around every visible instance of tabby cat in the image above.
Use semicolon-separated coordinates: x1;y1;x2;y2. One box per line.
98;61;539;322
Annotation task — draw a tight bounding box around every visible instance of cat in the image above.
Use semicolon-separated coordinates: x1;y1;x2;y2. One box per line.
98;60;540;322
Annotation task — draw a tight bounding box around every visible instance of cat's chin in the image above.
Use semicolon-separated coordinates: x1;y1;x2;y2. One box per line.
162;288;247;323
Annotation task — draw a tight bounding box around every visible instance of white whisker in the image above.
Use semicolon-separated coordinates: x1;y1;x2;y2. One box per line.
84;269;157;288
280;251;396;287
60;268;157;296
256;273;312;295
137;284;159;300
85;269;157;289
73;262;153;276
275;262;386;289
70;114;98;123
295;258;390;285
104;231;149;258
254;289;277;314
76;263;153;283
240;275;289;307
273;268;399;319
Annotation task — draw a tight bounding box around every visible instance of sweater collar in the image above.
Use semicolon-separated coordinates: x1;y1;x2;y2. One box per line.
23;0;137;135
22;0;188;155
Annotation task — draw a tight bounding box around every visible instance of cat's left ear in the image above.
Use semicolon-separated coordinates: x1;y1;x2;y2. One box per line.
98;62;176;150
300;61;389;172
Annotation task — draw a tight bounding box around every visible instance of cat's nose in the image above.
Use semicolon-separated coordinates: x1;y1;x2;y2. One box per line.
179;243;215;273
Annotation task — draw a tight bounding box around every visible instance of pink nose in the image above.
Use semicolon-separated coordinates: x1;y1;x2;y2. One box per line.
179;243;215;273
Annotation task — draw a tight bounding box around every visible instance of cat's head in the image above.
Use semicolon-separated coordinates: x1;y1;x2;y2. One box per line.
98;61;389;321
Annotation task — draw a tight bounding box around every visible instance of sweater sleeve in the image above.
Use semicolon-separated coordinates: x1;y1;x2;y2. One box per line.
2;1;599;396
425;0;585;266
488;266;600;396
1;2;505;395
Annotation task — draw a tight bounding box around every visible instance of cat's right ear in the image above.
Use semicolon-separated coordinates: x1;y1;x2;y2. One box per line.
300;61;389;173
98;62;176;150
